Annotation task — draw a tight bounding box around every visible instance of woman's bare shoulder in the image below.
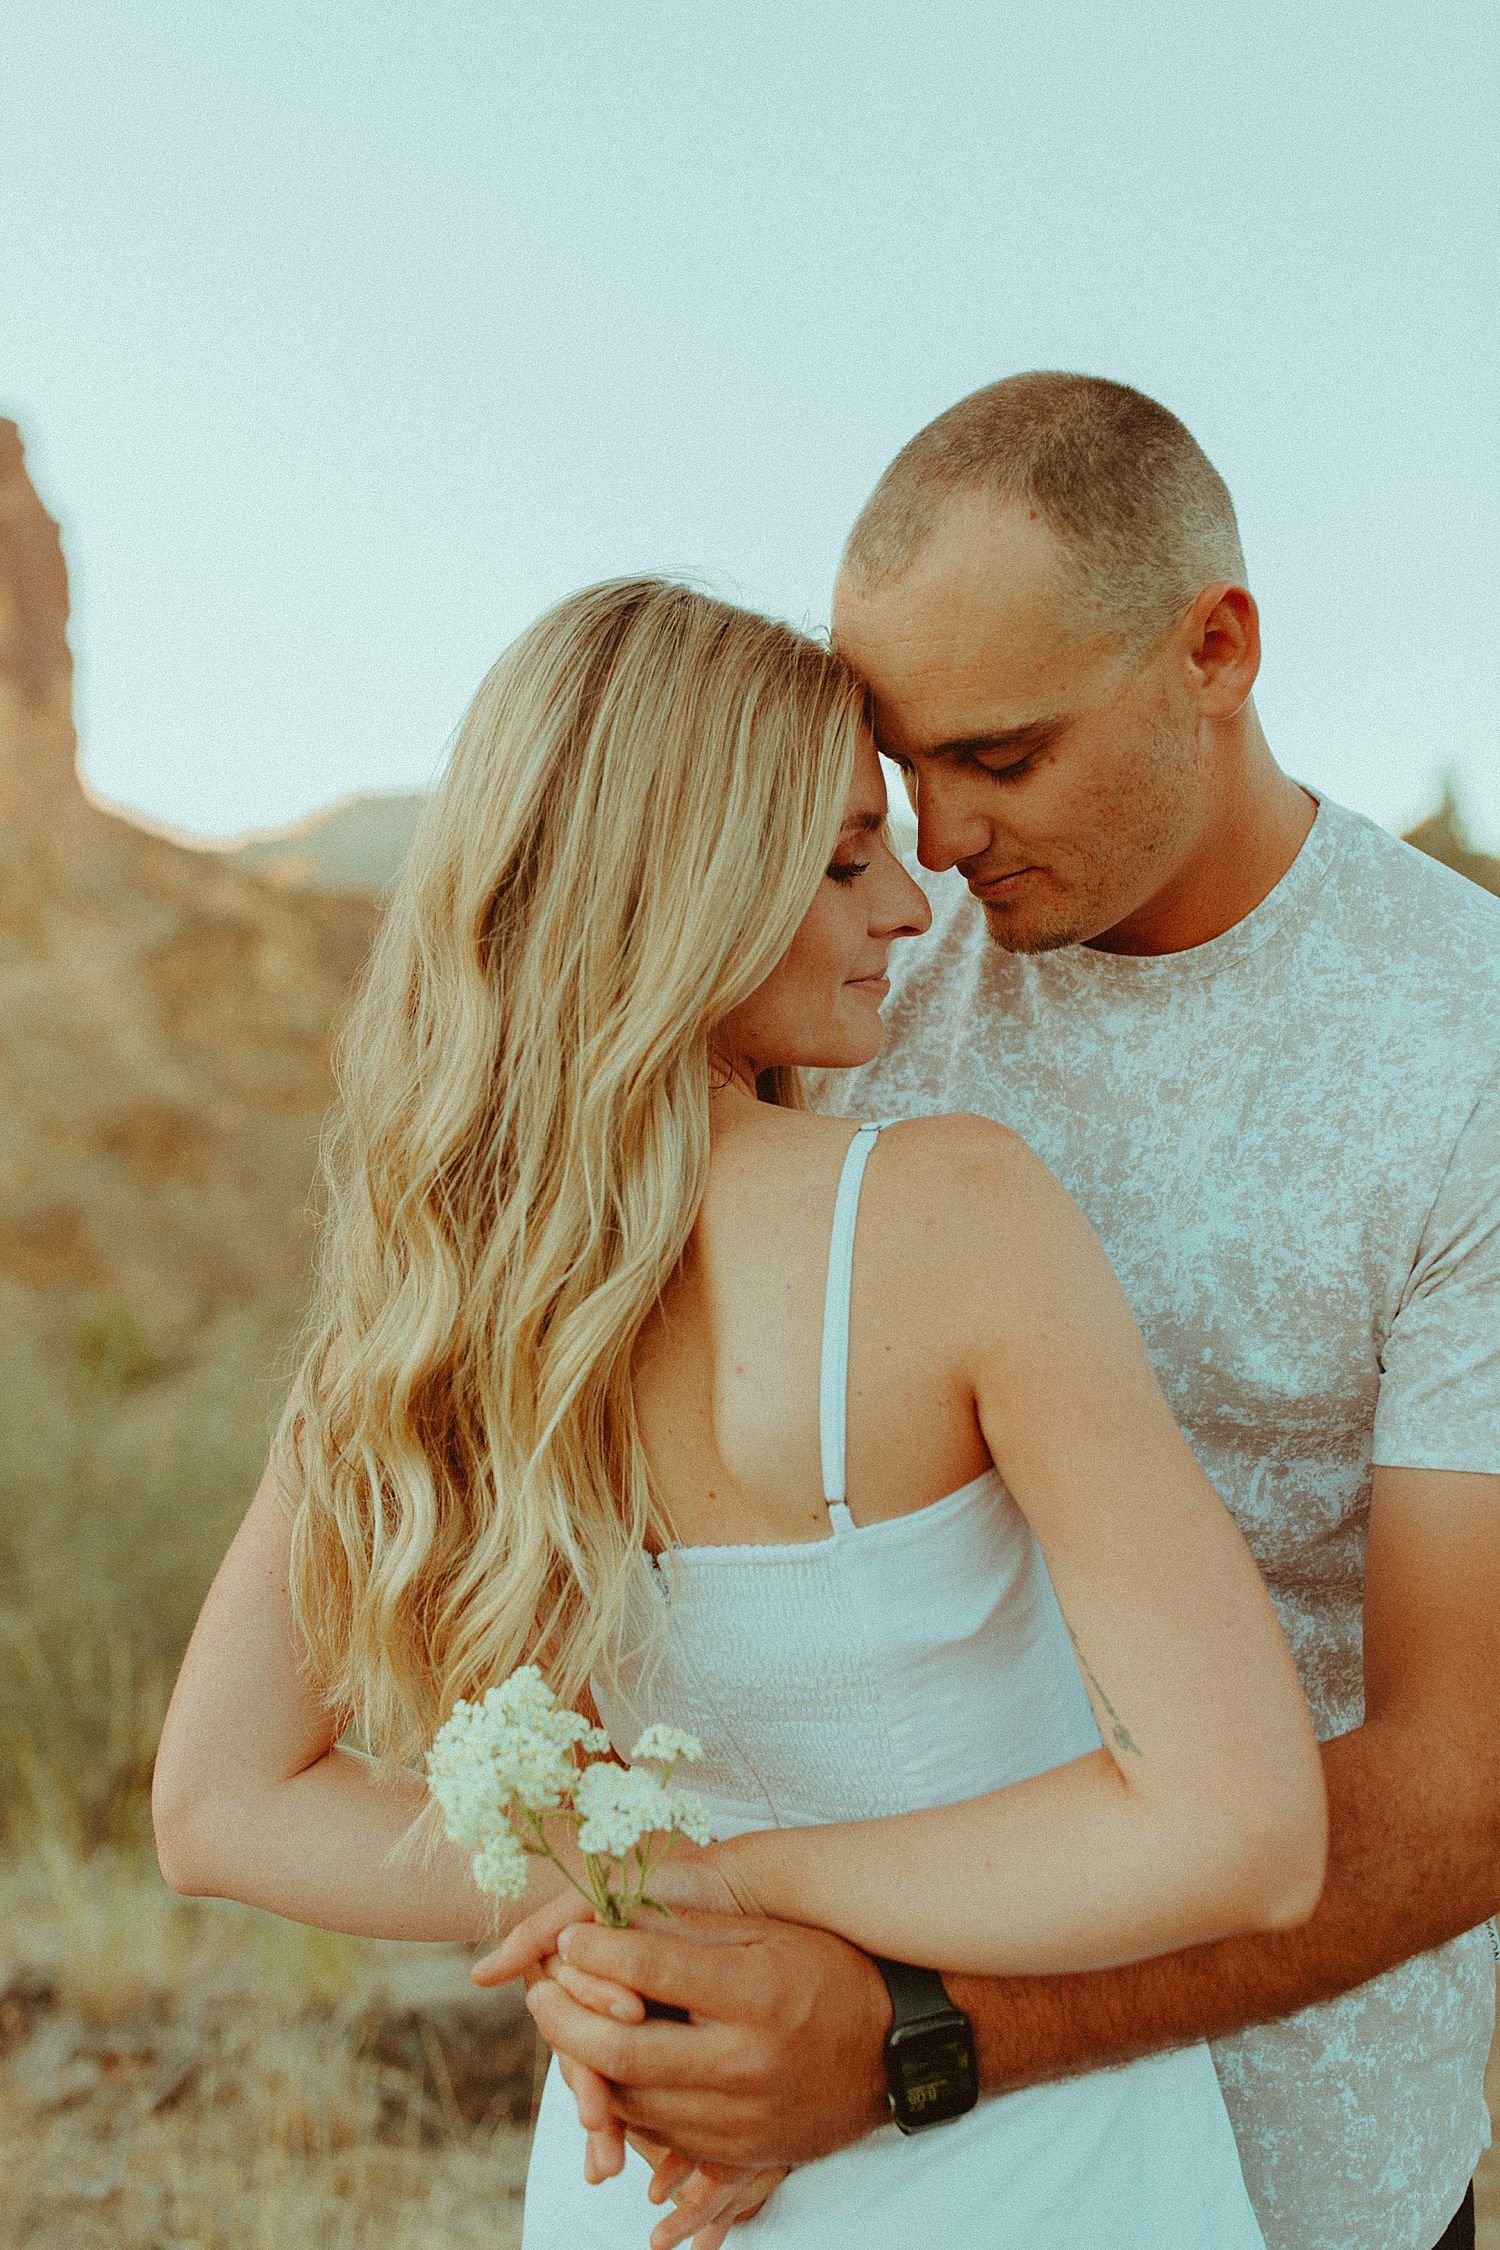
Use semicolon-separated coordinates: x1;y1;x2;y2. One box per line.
718;1105;1080;1257
739;1106;1043;1198
865;1113;1107;1317
873;1110;1058;1198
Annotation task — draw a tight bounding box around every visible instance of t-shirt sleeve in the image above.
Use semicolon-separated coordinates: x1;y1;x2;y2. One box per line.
1372;1062;1500;1473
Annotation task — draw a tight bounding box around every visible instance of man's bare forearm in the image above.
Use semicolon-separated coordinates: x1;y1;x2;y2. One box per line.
950;1718;1500;2094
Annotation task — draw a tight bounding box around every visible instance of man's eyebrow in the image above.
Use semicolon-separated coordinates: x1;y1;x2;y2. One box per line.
874;716;1064;762
923;716;1063;760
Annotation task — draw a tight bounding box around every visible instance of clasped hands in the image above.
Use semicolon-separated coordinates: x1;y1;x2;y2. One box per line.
474;1845;891;2250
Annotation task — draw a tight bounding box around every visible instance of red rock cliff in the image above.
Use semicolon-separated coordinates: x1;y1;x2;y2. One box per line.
0;423;382;1369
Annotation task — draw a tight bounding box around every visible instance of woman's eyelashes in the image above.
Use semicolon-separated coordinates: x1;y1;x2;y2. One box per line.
826;859;871;886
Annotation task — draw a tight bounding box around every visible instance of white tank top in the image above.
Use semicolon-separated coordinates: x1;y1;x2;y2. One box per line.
595;1119;1109;1828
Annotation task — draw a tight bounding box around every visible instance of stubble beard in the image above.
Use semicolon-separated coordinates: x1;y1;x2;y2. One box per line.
981;705;1199;957
979;890;1098;956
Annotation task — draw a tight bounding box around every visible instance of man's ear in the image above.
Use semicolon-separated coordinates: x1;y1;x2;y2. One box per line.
1185;583;1260;719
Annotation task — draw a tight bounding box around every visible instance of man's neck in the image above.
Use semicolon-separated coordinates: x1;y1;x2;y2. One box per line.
1088;728;1317;957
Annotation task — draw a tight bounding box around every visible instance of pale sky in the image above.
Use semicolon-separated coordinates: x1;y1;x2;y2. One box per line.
4;0;1497;845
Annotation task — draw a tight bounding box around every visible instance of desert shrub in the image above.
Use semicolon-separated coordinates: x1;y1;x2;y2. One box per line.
0;1293;301;1851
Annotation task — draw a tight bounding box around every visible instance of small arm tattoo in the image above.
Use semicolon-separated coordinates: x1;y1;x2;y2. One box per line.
1065;1623;1143;1757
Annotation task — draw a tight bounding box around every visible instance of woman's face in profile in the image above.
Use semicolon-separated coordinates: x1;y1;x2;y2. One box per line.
719;732;932;1079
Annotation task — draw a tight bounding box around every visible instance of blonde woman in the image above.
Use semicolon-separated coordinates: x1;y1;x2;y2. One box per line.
152;580;1325;2250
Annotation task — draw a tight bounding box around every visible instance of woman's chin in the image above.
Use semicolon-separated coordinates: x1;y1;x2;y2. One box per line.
791;1024;888;1074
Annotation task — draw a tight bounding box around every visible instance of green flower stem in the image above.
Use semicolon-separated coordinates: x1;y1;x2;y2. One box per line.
513;1805;600;1915
507;1788;685;1931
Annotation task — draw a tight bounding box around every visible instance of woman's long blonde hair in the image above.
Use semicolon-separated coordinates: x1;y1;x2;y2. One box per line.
274;579;865;1772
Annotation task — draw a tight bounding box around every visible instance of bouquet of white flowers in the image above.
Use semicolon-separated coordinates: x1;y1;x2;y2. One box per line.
425;1664;712;1928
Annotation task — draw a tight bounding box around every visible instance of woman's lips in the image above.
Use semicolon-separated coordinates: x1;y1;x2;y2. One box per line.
847;974;890;995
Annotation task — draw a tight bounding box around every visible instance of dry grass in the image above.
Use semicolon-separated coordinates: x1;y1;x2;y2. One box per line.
0;1297;294;1859
0;1306;537;2250
0;1843;535;2250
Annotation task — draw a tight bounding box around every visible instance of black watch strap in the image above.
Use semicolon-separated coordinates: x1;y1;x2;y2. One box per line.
873;1956;956;2032
871;1956;979;2134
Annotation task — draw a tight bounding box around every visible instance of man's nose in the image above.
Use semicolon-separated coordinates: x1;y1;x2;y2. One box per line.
914;786;992;874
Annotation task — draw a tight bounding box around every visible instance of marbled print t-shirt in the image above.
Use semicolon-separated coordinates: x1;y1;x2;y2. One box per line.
824;792;1500;2250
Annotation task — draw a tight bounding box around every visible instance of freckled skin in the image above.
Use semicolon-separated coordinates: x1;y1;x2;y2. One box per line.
831;494;1313;958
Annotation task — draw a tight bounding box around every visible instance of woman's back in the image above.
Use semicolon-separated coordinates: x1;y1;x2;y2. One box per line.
612;1113;1094;1832
632;1107;996;1549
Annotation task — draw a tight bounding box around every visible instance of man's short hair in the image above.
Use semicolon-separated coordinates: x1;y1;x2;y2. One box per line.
842;372;1247;653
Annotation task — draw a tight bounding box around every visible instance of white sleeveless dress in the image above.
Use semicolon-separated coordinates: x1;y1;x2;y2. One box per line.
521;1122;1266;2248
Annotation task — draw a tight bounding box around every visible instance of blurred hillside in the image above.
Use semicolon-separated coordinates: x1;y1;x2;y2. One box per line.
0;419;381;1391
1402;781;1500;895
0;430;536;2243
224;787;429;894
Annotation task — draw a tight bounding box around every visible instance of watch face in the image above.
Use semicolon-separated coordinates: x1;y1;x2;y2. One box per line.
887;2017;978;2130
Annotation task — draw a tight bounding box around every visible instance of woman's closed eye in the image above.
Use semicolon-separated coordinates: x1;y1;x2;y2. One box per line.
825;859;871;886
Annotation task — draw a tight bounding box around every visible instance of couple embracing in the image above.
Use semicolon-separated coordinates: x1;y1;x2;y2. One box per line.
153;373;1500;2250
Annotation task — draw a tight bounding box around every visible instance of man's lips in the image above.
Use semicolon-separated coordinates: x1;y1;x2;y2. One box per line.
967;867;1035;899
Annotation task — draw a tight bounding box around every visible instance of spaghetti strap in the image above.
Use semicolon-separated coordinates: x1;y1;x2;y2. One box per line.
818;1121;890;1510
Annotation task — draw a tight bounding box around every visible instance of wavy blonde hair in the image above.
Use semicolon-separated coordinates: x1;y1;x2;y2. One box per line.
273;578;864;1775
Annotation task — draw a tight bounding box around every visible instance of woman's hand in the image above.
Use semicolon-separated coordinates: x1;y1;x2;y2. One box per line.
637;2143;788;2250
473;1835;757;2165
474;1892;640;2186
546;2010;788;2246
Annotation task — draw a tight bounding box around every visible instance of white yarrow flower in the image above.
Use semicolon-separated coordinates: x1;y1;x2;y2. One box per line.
574;1762;672;1856
471;1828;529;1900
664;1787;714;1846
629;1725;704;1768
426;1668;714;1928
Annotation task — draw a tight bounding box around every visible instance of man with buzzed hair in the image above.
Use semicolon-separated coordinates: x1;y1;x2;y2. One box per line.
508;374;1500;2250
843;367;1248;659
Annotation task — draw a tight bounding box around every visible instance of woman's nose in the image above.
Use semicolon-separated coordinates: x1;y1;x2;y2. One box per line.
873;860;933;939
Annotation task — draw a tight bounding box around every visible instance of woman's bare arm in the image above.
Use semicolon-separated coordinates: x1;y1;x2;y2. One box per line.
708;1117;1328;1974
151;1442;578;1943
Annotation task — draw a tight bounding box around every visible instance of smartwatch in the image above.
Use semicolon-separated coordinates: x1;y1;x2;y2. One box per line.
871;1956;979;2133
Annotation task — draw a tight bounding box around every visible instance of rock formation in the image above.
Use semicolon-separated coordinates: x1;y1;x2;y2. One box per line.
0;421;381;1371
0;422;78;843
226;787;427;894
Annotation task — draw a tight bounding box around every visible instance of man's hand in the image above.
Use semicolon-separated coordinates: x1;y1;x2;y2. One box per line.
481;1904;892;2171
476;1897;805;2242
